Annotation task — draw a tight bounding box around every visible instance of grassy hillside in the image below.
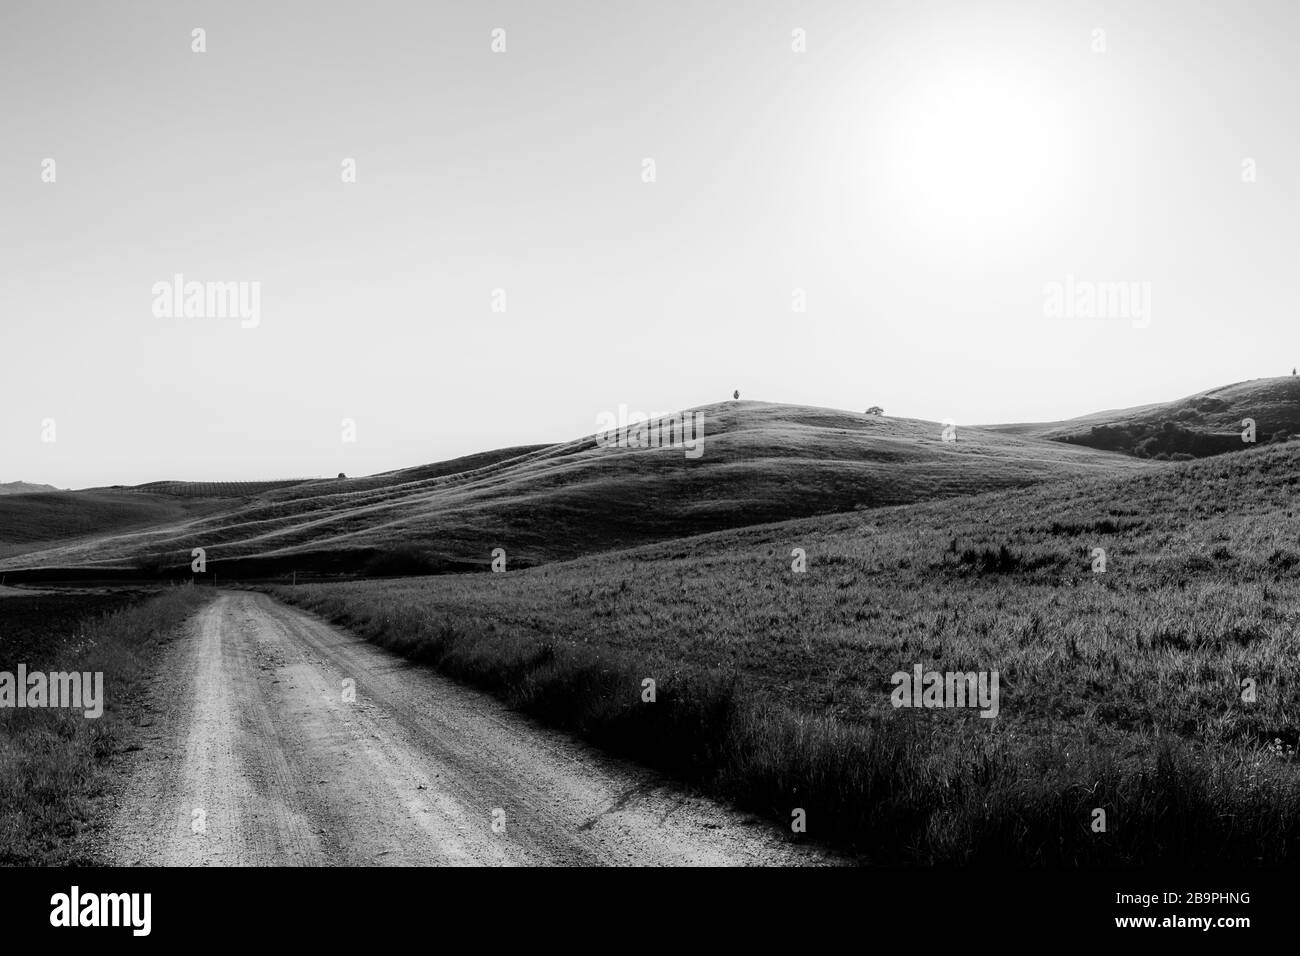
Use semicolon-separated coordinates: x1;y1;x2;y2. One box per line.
0;491;226;563
125;479;315;498
987;376;1300;458
0;482;58;496
273;440;1300;862
0;403;1150;577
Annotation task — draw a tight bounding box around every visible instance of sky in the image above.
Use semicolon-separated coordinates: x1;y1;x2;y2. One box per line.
2;0;1297;488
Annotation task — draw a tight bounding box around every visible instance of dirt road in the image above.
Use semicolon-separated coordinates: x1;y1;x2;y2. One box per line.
103;591;829;866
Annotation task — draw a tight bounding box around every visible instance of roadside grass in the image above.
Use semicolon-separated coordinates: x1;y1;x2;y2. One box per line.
272;441;1300;863
0;585;211;865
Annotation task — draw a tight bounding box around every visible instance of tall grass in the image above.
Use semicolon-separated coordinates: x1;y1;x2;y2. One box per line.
0;585;211;864
273;583;1300;863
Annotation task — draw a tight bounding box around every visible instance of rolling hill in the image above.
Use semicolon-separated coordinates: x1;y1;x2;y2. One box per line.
0;482;58;495
985;376;1300;457
0;480;326;562
123;479;317;498
0;491;228;563
0;401;1151;579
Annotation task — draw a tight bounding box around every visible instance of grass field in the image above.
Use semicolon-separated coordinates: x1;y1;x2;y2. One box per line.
272;439;1300;862
0;585;212;864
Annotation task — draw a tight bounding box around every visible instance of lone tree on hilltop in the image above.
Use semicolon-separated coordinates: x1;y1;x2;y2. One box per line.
733;390;740;400
865;406;884;416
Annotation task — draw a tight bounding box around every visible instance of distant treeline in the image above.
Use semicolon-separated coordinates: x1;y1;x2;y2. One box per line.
1065;419;1291;460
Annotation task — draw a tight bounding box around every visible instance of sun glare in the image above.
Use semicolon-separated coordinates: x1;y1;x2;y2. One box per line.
864;60;1080;247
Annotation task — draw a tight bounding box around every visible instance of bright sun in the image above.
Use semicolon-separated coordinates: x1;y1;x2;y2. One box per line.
862;61;1079;247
